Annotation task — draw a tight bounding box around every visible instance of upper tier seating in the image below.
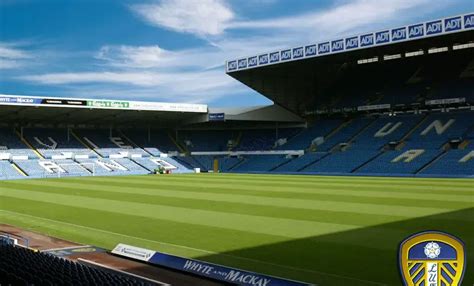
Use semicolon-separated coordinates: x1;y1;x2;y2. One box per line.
0;244;152;286
122;129;180;154
236;128;300;151
179;130;235;151
316;117;373;151
75;129;148;158
403;111;474;149
350;114;423;150
277;119;343;150
0;128;38;159
23;128;93;158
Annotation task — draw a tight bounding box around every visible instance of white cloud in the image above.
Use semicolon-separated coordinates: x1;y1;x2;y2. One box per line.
0;43;33;69
131;0;234;37
230;0;435;38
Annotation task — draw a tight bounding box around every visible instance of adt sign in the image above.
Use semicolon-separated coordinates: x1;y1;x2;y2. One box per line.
360;34;374;47
248;56;258;67
345;37;358;49
269;52;279;63
445;16;462;32
331;39;344;52
305;45;317;57
258;54;269;65
318;42;330;54
375;30;390;44
426;20;442;35
465;14;474;29
281;49;291;61
292;47;304;59
238;59;247;69
391;27;407;41
227;61;237;71
408;24;424;38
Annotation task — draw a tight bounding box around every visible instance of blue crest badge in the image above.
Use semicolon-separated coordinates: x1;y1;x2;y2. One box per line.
399;231;466;286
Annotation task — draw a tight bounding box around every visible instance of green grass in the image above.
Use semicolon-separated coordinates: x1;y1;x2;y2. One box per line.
0;173;472;285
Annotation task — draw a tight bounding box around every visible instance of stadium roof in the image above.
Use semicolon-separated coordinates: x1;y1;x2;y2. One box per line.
0;94;303;127
225;13;474;115
0;94;207;127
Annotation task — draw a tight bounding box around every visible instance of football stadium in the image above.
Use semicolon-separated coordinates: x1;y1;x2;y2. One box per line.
1;7;473;286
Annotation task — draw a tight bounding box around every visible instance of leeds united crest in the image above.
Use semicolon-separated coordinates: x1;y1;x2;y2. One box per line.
399;231;466;286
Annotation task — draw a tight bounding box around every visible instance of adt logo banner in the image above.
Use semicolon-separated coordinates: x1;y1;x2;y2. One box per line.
391;27;407;41
465;14;474;29
360;34;374;47
269;52;280;63
281;49;292;61
399;231;466;286
238;59;247;69
444;17;462;32
318;42;330;54
408;24;424;38
227;61;237;71
292;47;304;59
258;54;269;65
331;39;344;52
375;30;390;44
345;36;358;49
426;20;443;35
305;45;317;57
248;56;258;67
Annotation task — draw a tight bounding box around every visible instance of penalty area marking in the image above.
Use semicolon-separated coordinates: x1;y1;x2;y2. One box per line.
0;209;386;286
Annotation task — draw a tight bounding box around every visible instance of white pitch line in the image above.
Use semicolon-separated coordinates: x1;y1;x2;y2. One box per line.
42;245;91;252
0;209;387;286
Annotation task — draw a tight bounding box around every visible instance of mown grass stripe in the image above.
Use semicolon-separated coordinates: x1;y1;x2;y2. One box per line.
1;182;461;218
58;175;474;194
85;173;474;188
0;209;385;286
8;181;471;209
1;188;360;238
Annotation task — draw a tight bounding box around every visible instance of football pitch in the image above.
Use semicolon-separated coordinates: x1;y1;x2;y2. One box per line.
0;174;472;285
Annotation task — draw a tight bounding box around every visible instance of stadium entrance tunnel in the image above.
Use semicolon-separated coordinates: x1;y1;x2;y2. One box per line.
194;208;473;286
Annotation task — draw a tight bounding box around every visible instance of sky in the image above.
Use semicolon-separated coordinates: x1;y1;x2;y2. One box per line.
0;0;472;107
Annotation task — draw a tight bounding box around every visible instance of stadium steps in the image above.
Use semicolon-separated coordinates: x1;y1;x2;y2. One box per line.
351;151;385;173
231;131;243;151
168;132;186;153
72;160;94;175
14;130;43;159
398;113;429;144
11;162;28;177
117;129;154;157
228;157;246;171
347;117;378;143
314;119;351;152
70;130;103;158
130;158;154;172
297;152;331;172
269;156;292;171
416;150;448;174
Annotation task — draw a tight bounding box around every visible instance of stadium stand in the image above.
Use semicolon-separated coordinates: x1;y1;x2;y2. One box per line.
0;244;152;286
23;128;93;159
0;128;38;159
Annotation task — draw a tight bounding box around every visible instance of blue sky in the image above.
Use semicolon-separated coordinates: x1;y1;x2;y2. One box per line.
0;0;472;107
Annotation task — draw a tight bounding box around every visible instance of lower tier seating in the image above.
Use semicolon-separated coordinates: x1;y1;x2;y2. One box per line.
0;244;152;286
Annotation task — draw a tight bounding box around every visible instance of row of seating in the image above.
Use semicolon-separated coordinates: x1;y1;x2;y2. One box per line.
0;244;153;286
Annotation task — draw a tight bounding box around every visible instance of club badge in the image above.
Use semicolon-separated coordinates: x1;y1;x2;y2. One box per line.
399;231;466;286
